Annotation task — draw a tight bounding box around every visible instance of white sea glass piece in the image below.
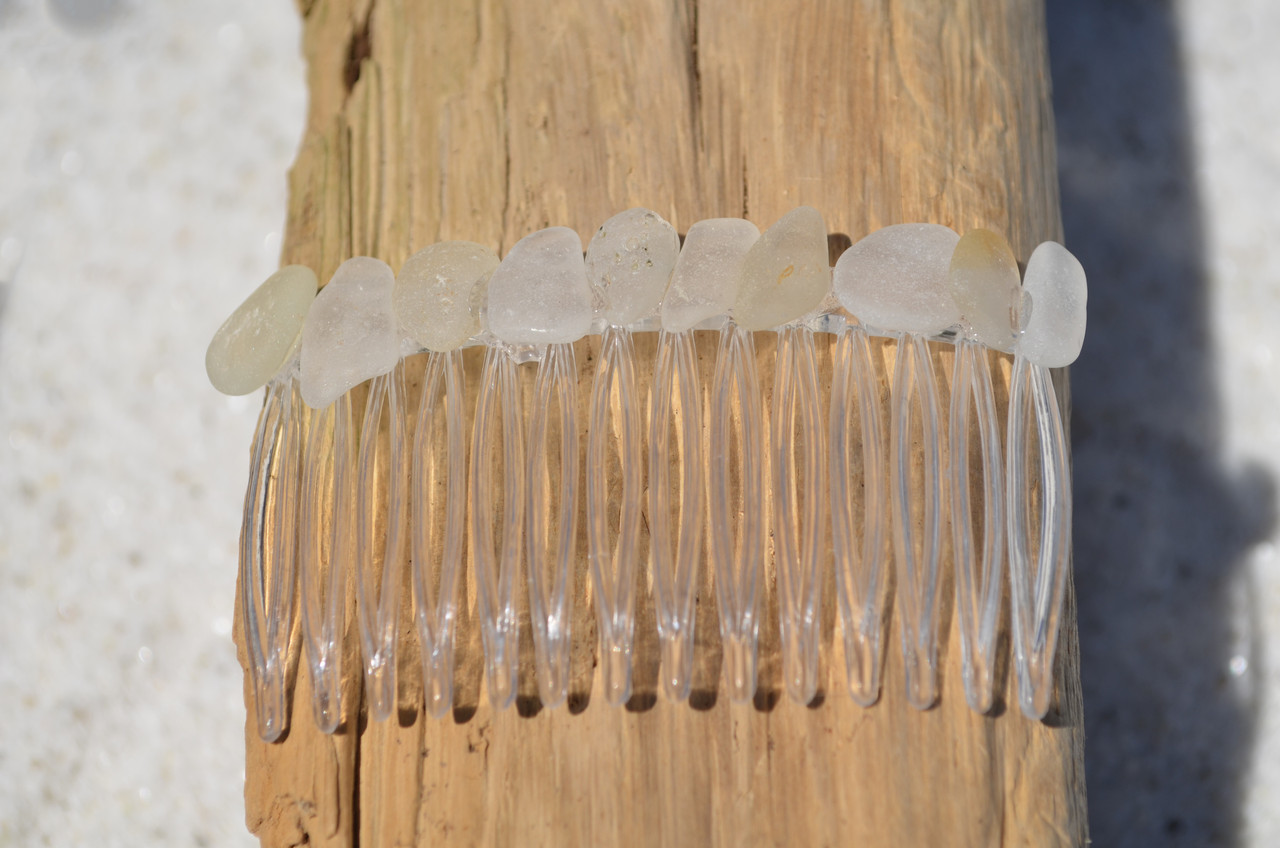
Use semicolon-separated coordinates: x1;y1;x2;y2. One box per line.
586;207;680;326
395;241;499;352
950;229;1021;352
299;257;399;409
1020;241;1087;367
661;218;760;332
207;265;318;396
487;227;592;344
833;224;961;334
734;206;830;330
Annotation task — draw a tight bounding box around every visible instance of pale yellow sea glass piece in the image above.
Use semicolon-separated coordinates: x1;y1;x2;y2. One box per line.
949;228;1021;352
205;264;318;396
733;206;830;330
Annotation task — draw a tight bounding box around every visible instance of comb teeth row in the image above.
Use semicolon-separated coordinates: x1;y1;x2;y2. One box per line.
217;211;1086;742
239;319;1070;743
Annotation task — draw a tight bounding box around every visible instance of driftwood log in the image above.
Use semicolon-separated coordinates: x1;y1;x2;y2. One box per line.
234;0;1088;844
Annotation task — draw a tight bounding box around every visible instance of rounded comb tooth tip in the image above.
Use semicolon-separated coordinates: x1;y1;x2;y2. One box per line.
299;256;399;409
486;226;593;344
206;264;318;396
1020;241;1087;367
733;206;830;330
586;207;679;326
394;241;498;352
833;223;961;335
661;218;760;332
949;228;1021;351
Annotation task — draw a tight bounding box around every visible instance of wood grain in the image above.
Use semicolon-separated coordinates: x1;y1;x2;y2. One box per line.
234;0;1088;844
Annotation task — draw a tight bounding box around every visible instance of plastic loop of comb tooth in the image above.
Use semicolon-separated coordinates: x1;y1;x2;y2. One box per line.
586;325;645;706
239;373;302;742
355;363;409;723
829;323;889;708
469;346;524;711
949;338;1005;715
411;350;467;719
889;332;944;711
771;325;827;706
649;329;705;703
299;391;356;733
708;322;765;704
1007;354;1072;720
526;342;581;709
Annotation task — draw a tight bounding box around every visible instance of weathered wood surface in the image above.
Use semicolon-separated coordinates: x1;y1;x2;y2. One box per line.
233;0;1087;844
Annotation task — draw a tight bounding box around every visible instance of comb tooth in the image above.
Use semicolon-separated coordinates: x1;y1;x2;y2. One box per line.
650;328;704;703
526;342;580;710
889;332;944;711
1007;355;1072;720
299;390;356;733
709;323;765;704
356;363;409;723
949;339;1005;715
470;347;524;711
586;325;644;707
240;373;302;742
411;350;467;720
772;325;826;706
830;323;890;707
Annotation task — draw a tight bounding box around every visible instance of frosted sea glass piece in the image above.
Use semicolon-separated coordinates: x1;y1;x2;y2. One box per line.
395;241;498;352
586;207;680;326
734;206;830;330
1021;241;1087;368
487;227;593;344
299;257;399;409
833;224;961;334
950;229;1021;352
661;218;760;332
206;265;318;396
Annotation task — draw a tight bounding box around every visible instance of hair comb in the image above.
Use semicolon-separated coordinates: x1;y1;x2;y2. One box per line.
208;206;1086;744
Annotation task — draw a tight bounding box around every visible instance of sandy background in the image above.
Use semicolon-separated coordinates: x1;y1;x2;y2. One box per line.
0;1;1276;845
